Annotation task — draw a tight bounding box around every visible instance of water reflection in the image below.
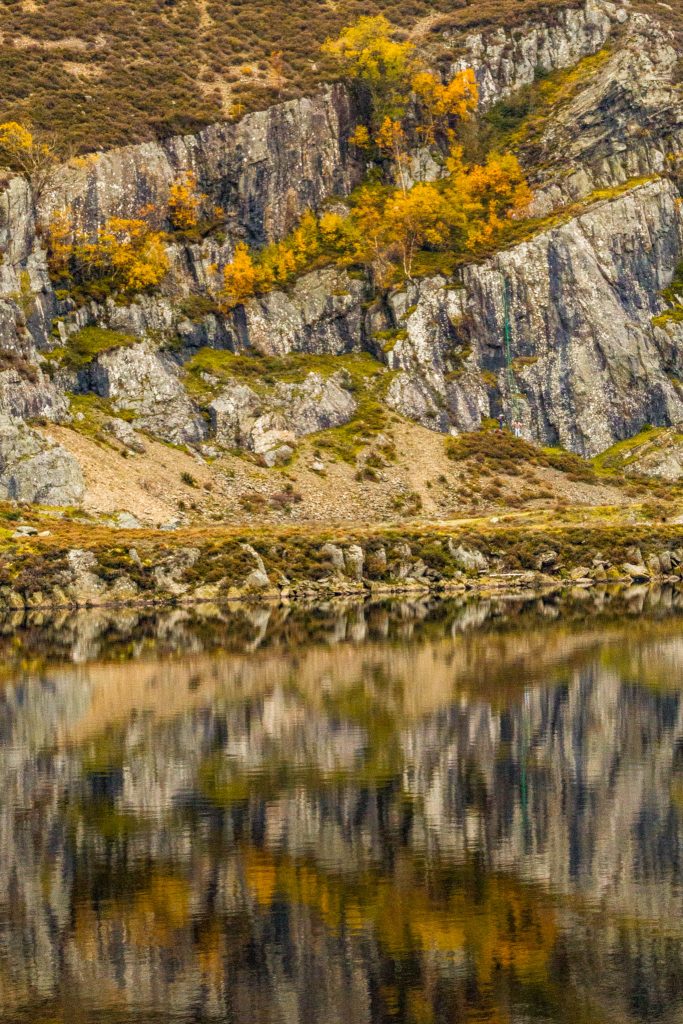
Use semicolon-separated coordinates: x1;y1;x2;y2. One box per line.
0;591;682;1023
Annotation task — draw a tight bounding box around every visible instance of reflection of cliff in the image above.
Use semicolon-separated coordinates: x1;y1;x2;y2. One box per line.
0;600;682;1022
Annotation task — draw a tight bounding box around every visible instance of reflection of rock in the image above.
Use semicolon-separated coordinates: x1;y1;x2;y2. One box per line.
0;600;682;1022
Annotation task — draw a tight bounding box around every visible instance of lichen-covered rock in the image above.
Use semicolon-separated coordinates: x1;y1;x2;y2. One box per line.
448;542;489;574
39;84;361;247
104;417;147;454
447;0;614;109
524;8;683;208
237;267;365;356
89;342;206;445
385;178;683;457
0;366;69;423
0;416;84;505
209;371;356;455
382;277;488;432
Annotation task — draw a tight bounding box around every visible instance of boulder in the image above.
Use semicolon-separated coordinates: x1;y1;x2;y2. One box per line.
210;371;356;458
0;416;84;505
344;545;365;581
321;543;345;573
448;541;489;574
90;342;205;445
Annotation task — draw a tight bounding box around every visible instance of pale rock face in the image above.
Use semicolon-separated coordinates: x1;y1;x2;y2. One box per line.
239;267;365;356
465;179;683;456
0;366;69;422
383;277;489;433
526;10;683;208
386;179;683;456
0;416;84;504
448;0;615;108
39;84;360;247
89;342;206;445
209;371;357;454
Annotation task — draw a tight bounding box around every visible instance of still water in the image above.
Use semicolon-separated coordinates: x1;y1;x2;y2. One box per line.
1;590;683;1024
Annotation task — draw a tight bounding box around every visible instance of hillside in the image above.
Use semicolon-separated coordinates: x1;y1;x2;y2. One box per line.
0;0;681;604
0;0;677;154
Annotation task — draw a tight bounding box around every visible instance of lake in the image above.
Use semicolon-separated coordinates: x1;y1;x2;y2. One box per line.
0;588;682;1023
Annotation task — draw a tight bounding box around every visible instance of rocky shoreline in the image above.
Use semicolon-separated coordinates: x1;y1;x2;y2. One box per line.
4;518;683;611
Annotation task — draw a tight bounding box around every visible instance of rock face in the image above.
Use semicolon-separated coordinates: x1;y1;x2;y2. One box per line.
0;0;679;503
237;267;365;356
0;416;84;504
525;9;683;209
210;371;357;457
89;342;206;445
448;0;614;108
381;277;488;434
39;84;361;247
385;179;683;456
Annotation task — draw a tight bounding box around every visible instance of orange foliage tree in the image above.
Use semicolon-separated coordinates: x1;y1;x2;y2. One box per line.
168;170;205;231
47;211;169;296
216;15;531;304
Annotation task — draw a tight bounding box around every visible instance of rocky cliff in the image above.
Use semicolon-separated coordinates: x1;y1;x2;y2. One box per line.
0;0;681;506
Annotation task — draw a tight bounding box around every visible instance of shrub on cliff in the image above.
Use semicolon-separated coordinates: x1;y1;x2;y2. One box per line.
47;212;169;300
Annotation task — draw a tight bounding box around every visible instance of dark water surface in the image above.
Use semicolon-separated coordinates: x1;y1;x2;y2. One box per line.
1;590;683;1023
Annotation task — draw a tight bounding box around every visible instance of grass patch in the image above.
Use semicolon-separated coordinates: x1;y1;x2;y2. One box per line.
652;260;683;328
47;326;139;371
592;426;683;475
184;348;385;397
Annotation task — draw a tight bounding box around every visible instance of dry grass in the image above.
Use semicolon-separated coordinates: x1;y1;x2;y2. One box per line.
0;0;584;155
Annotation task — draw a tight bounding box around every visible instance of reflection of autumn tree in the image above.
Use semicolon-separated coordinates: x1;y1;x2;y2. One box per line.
242;847;562;1022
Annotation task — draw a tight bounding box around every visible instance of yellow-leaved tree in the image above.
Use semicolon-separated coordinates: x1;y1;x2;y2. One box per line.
168;170;205;231
221;242;264;310
48;212;169;297
0;121;57;195
90;217;170;292
322;15;416;127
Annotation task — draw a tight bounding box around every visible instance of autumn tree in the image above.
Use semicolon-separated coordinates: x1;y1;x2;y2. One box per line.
48;212;169;296
0;121;58;196
46;208;73;280
217;17;530;300
168;170;205;232
322;15;416;127
412;68;479;146
219;211;327;309
220;242;263;310
90;217;170;292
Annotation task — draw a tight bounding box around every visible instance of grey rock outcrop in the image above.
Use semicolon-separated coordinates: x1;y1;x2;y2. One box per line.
0;416;84;505
385;178;683;456
448;0;614;108
237;266;365;356
526;8;683;209
381;277;488;433
89;341;206;445
209;370;356;455
39;84;361;246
